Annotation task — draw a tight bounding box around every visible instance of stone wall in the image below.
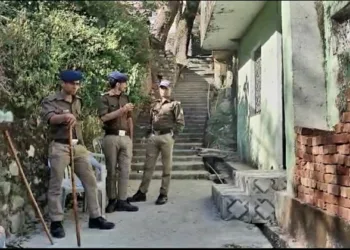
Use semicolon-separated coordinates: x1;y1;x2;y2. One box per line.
294;96;350;221
0;119;49;238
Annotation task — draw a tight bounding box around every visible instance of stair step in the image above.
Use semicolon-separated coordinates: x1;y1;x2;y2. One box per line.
133;142;202;149
131;161;205;171
129;170;209;180
133;137;202;143
132;155;202;163
135;132;203;137
133;149;197;156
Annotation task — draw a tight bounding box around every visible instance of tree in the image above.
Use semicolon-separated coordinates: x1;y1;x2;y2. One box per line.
151;1;181;47
173;0;200;65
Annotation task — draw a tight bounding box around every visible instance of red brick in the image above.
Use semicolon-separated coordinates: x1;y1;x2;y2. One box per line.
312;136;324;146
338;144;350;155
319;155;345;165
298;185;314;195
302;153;314;162
339;197;350;208
315;190;324;200
339;206;350;221
324;193;339;205
316;199;326;210
325;165;337;174
337;165;350;175
331;134;350;144
345;156;350;166
343;124;350;133
342;112;350;123
305;162;315;170
334;123;344;133
321;145;338;154
340;187;350;198
340;176;350;186
326;203;339;216
324;174;339;184
327;184;340;195
316;181;327;192
298;135;309;145
315;172;325;182
315;163;325;173
303;194;315;205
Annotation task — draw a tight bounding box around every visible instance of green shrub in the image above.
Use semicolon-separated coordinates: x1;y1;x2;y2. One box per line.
0;1;152;148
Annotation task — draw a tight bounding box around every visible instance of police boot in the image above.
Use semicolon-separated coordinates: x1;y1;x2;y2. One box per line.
155;194;168;205
115;200;139;212
88;216;115;230
50;221;65;238
105;199;117;213
127;190;146;202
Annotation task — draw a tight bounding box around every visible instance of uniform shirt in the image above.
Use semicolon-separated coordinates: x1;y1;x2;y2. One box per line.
98;92;132;132
150;98;185;134
41;91;84;144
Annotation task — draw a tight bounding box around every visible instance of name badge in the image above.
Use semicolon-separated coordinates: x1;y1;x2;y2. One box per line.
119;130;126;136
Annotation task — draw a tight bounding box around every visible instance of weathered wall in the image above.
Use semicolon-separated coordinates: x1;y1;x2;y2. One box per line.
282;1;350;194
0;119;49;238
237;1;283;170
323;1;350;128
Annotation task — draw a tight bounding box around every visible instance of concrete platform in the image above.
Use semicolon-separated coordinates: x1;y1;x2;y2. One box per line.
21;180;272;248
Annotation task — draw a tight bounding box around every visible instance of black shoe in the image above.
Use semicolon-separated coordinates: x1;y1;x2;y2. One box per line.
155;194;168;205
50;221;65;238
127;190;146;203
88;216;115;230
115;200;139;212
105;199;117;214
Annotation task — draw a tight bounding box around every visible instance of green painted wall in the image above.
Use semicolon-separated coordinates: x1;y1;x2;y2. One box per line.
237;1;282;168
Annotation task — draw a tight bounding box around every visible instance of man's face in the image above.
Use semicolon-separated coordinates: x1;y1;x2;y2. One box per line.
61;81;80;95
159;86;171;98
118;81;127;92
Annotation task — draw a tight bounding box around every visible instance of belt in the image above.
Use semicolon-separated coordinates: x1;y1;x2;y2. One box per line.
105;129;129;136
54;139;80;145
152;129;172;136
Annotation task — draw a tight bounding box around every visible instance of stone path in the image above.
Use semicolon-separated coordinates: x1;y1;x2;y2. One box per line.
22;180;272;248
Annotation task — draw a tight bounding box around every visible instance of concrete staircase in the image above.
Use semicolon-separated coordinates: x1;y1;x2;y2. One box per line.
212;162;287;224
130;56;213;180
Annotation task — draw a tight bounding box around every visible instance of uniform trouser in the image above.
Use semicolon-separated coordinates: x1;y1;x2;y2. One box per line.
48;142;100;222
102;135;133;201
139;133;174;196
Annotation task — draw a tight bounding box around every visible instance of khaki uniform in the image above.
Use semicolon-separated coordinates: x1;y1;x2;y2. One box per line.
41;91;100;222
98;92;133;201
139;98;185;195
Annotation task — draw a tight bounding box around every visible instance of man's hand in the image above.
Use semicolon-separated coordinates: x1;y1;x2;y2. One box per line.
64;113;77;126
124;103;134;112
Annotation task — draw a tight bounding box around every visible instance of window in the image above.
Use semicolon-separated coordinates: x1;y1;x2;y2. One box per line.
253;46;262;114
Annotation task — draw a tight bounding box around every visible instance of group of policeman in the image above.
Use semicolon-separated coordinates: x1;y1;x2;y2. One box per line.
40;69;185;238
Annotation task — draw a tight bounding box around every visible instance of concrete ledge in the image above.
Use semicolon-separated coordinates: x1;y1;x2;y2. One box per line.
212;184;277;224
275;191;350;248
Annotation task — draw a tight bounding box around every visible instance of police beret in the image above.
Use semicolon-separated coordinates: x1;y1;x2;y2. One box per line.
108;71;128;82
59;70;83;82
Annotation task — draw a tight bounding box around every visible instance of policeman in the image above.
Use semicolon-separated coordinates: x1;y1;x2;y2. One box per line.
41;70;115;239
98;71;138;213
128;80;185;205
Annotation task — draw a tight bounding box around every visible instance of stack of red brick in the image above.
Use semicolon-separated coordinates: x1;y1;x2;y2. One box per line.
294;112;350;221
